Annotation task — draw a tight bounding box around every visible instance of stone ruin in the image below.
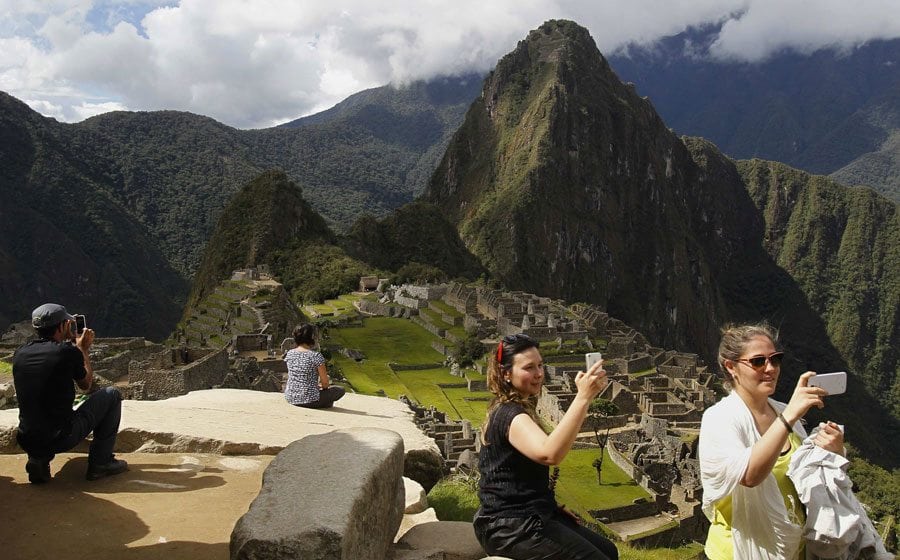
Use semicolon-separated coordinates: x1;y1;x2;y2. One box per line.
400;396;478;474
356;280;719;543
176;269;304;353
127;346;229;400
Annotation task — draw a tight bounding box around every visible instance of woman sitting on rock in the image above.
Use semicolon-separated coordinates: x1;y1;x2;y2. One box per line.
473;333;618;560
284;323;345;409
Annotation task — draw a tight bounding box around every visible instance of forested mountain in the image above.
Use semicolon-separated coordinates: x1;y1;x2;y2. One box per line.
0;93;187;340
426;20;899;464
608;28;900;202
0;76;478;337
187;171;481;320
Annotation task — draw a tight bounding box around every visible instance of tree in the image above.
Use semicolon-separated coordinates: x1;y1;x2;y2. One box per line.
588;399;619;485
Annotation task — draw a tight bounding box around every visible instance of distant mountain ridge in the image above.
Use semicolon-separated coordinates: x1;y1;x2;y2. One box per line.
608;27;900;202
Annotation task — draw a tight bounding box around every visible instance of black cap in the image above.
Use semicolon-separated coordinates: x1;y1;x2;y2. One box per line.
31;303;75;329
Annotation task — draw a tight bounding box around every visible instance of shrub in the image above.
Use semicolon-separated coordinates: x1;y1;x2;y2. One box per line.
426;473;481;522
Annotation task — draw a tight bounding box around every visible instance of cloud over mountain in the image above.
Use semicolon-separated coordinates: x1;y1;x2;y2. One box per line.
2;0;899;128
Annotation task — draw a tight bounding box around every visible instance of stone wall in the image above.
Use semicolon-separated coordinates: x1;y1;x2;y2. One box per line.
129;347;229;400
358;300;411;318
395;294;427;309
590;498;660;523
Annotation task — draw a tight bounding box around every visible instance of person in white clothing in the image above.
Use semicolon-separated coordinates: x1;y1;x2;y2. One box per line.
699;323;845;560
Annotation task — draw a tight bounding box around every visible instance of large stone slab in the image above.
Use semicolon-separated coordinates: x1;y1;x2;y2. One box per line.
230;427;405;560
0;389;439;458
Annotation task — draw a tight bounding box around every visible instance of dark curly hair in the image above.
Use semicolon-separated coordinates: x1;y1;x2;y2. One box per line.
481;333;541;444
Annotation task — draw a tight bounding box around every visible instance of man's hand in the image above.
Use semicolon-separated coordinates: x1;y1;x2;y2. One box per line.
75;328;95;391
76;328;95;351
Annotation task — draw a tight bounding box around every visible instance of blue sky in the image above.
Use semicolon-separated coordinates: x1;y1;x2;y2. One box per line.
2;0;899;128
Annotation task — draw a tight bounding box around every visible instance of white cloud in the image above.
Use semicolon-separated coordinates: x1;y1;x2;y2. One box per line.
709;0;900;61
1;0;899;128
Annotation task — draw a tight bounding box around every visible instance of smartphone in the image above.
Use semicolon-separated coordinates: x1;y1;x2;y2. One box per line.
585;352;602;371
808;372;847;395
74;314;86;335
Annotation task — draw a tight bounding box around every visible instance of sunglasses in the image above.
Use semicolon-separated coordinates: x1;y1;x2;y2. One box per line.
736;352;784;369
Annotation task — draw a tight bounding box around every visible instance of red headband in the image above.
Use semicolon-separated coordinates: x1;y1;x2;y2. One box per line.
496;342;504;364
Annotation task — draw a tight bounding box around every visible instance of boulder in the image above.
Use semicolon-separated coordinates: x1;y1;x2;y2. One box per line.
396;507;439;542
395;521;485;560
404;476;428;514
230;427;405;560
404;448;446;492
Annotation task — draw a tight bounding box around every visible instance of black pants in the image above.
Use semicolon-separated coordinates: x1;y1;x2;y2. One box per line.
24;387;123;466
474;508;618;560
295;386;346;409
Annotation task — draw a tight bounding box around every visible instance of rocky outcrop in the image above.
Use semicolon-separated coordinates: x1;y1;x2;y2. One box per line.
0;389;443;485
230;428;405;560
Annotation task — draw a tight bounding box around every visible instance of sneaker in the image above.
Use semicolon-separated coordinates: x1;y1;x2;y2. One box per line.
25;457;51;484
86;458;128;481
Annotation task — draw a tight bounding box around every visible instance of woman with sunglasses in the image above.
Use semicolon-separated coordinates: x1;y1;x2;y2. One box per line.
699;323;844;560
472;333;618;560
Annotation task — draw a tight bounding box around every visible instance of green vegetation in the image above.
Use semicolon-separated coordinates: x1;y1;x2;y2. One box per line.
0;361;11;376
737;158;900;422
427;473;481;522
328;317;445;397
847;451;900;546
306;294;362;319
328;317;494;422
555;449;650;519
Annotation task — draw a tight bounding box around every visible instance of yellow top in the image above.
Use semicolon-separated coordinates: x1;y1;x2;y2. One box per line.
705;432;806;560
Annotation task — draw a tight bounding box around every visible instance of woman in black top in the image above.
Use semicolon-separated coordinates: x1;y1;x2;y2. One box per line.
473;333;618;560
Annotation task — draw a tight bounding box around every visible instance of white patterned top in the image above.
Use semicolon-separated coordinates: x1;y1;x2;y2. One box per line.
284;348;325;405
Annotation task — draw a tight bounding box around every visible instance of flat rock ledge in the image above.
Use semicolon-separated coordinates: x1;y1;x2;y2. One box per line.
231;428;405;560
0;389;441;484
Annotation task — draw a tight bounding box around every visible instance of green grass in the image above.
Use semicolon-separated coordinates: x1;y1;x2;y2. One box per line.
555;449;650;520
441;386;491;426
429;299;463;318
421;307;450;328
329;317;447;397
630;368;657;379
307;294;361;318
331;317;444;363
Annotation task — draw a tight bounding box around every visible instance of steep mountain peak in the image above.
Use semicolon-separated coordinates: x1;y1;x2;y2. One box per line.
186;170;333;312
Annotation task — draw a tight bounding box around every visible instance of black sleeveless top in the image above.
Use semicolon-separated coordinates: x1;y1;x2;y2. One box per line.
478;402;556;517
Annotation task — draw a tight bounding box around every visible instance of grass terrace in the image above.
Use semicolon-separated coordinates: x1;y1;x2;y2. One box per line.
428;300;464;318
328;317;446;397
420;307;466;339
307;293;364;319
555;449;650;519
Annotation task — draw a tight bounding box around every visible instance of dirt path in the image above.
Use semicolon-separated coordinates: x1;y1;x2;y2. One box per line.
0;452;271;560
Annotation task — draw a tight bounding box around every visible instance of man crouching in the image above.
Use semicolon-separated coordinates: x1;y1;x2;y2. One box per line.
13;303;127;483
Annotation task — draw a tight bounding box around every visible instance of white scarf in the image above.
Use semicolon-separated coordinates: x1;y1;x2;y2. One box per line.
699;392;807;560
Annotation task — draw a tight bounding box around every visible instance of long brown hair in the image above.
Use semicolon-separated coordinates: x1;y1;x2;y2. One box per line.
481;333;540;444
